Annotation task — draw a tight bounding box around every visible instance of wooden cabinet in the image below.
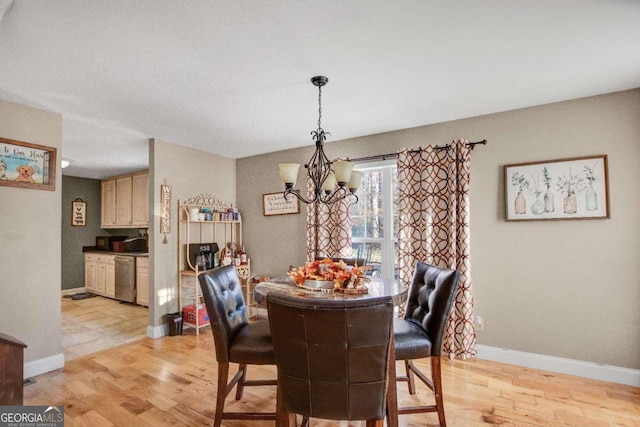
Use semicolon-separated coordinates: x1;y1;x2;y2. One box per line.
136;256;149;306
86;253;146;302
85;253;115;297
96;262;106;294
132;173;149;227
105;257;116;298
101;171;148;228
101;179;116;227
115;176;133;226
0;333;27;405
84;254;97;292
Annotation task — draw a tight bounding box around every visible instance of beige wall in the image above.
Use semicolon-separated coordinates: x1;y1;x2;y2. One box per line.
148;138;236;332
0;98;63;374
237;89;640;370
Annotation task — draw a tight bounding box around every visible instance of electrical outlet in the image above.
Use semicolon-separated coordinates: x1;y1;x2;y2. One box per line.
474;315;484;331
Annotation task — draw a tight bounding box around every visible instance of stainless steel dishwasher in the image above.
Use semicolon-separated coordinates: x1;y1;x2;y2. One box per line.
114;255;136;302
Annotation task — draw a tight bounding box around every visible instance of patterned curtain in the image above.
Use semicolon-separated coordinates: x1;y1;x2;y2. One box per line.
397;139;476;359
305;180;352;261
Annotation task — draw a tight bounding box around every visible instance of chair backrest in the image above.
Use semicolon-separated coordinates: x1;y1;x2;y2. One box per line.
198;264;249;362
314;257;367;266
403;262;461;356
267;294;394;421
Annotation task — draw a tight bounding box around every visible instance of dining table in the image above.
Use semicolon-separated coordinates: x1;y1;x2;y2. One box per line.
253;276;408;308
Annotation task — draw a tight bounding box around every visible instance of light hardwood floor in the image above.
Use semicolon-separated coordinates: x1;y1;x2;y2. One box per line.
28;320;640;426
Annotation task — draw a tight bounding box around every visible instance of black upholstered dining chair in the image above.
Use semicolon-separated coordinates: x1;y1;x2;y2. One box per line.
266;293;398;427
198;264;277;427
393;262;461;427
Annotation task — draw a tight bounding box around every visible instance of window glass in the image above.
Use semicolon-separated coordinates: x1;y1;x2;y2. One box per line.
350;162;398;279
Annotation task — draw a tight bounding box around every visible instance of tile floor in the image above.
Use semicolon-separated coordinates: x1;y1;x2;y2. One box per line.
61;294;148;361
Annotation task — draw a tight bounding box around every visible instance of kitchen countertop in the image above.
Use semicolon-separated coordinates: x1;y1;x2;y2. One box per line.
83;247;149;257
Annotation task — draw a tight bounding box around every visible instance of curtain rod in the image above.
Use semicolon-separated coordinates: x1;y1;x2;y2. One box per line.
345;139;487;163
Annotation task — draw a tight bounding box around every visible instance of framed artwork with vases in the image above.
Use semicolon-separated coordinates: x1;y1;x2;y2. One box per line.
504;154;609;221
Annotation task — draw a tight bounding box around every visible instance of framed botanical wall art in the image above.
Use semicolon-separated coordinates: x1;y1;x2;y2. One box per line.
0;137;57;191
504;155;609;221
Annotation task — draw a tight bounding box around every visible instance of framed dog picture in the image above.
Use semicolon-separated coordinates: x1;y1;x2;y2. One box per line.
0;137;57;191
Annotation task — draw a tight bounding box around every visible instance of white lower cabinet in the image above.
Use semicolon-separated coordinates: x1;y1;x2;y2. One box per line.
85;253;116;298
136;257;149;306
105;257;116;298
85;254;97;292
85;253;149;304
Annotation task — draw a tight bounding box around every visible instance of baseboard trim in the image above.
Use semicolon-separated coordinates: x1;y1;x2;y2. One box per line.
61;287;86;296
476;345;640;387
147;324;166;339
24;353;65;380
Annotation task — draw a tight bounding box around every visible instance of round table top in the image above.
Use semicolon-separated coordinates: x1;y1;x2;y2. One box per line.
253;276;408;307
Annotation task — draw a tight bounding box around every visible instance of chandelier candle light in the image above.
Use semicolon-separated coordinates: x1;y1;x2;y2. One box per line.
279;76;363;205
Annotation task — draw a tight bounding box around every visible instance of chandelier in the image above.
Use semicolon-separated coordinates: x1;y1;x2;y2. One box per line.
278;76;362;205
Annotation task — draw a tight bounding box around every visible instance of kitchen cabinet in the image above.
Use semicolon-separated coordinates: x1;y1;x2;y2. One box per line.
101;180;116;227
136;256;149;306
131;173;148;227
105;257;115;298
85;254;97;292
115;176;133;226
85;253;115;298
101;171;148;228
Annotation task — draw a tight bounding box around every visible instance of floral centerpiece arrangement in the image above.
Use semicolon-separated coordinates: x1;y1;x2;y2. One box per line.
288;258;370;292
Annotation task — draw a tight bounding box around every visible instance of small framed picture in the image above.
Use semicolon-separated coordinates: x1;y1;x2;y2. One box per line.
263;192;300;216
71;198;87;226
504;154;609;221
0;137;57;191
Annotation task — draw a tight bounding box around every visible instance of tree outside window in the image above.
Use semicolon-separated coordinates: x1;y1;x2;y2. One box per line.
350;162;398;279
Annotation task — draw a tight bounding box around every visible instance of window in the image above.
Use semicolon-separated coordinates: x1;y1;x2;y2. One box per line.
350;161;398;279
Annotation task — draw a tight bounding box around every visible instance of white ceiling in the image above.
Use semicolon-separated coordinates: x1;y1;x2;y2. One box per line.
1;1;639;179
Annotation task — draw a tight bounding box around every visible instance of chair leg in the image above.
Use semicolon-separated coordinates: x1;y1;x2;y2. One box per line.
405;360;416;394
365;420;384;427
386;356;399;427
431;356;446;427
396;357;447;427
215;362;229;427
212;362;277;425
275;384;297;427
235;363;248;400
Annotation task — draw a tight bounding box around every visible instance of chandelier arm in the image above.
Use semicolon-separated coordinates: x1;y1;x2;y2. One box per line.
284;188;318;204
319;187;359;205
